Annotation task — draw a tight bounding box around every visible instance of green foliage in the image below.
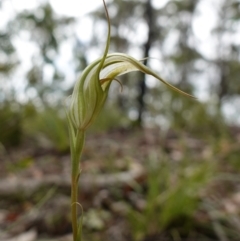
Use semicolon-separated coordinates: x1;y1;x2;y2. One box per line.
13;3;74;61
23;107;69;152
0;32;15;55
7;157;33;172
0;31;17;75
7;3;75;105
227;148;240;171
128;156;214;241
169;97;227;137
148;86;228;138
89;103;130;133
0;101;22;147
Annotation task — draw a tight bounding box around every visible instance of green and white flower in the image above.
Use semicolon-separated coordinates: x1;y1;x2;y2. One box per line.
67;0;194;132
67;2;194;240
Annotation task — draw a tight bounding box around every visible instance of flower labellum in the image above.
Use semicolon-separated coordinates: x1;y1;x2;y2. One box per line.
68;0;194;131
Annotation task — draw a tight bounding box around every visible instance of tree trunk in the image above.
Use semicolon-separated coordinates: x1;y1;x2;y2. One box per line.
136;0;154;127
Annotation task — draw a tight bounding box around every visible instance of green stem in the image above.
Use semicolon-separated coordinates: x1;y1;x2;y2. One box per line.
71;130;85;241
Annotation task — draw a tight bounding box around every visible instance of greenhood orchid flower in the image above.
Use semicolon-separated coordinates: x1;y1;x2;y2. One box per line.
67;1;195;241
68;0;194;132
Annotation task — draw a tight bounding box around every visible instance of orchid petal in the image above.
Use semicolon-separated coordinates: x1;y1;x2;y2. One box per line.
102;53;195;98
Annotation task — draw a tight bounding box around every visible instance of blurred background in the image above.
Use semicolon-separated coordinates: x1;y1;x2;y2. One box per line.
0;0;240;240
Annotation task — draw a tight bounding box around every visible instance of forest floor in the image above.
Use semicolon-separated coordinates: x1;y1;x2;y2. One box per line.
1;127;240;241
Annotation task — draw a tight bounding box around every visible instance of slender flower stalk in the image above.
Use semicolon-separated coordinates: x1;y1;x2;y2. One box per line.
66;1;195;240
